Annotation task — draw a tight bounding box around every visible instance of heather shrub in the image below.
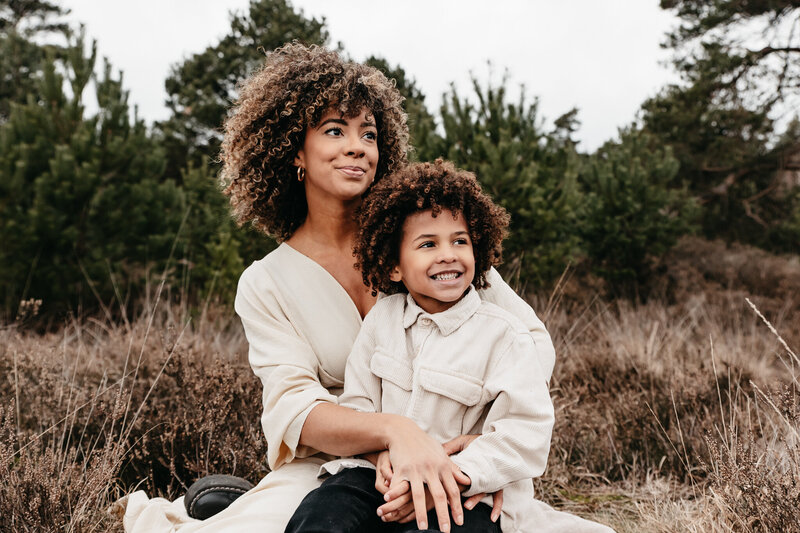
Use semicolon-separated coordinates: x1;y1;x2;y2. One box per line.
120;348;267;496
0;404;126;533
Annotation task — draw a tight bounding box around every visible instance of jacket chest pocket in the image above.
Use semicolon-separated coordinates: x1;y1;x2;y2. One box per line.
418;368;484;438
370;353;413;415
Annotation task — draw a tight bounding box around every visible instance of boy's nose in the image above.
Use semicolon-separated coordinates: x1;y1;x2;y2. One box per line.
437;247;457;262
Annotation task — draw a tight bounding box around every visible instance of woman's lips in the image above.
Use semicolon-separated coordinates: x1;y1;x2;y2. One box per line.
338;166;366;178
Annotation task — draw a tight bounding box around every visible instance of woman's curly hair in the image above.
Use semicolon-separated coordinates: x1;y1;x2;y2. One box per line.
221;42;409;240
355;159;510;296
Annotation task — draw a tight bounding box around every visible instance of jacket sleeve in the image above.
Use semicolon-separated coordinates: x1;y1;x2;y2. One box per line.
449;332;555;495
479;267;556;382
336;310;382;414
235;263;339;470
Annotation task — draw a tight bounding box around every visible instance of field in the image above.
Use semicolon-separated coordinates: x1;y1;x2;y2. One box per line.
1;237;799;532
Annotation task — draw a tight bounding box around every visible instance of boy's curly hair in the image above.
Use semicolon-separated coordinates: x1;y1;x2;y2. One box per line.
355;159;510;296
220;43;409;240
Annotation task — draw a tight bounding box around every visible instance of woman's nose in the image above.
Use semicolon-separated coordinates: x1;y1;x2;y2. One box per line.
344;134;365;157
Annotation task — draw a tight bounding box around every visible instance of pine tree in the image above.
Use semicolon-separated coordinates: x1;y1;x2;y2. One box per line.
579;128;697;295
0;0;69;121
643;0;800;249
425;75;584;287
0;30;184;318
158;0;328;177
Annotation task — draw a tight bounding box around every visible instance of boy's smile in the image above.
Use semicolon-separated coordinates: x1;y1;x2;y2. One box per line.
390;208;475;314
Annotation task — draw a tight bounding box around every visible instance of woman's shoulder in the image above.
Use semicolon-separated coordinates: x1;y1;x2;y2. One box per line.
239;244;298;283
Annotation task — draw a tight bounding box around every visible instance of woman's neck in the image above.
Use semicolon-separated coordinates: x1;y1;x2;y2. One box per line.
288;197;360;252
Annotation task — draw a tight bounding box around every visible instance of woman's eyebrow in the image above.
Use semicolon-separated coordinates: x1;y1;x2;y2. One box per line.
318;117;348;128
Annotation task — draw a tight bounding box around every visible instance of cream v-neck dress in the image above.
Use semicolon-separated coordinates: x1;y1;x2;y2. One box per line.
118;244;613;533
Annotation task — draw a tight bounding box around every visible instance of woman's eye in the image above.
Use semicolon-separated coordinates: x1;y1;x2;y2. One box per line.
363;131;377;141
454;238;469;245
418;241;434;249
324;127;343;136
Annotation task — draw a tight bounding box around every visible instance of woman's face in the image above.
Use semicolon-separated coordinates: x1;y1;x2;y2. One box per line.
294;108;379;203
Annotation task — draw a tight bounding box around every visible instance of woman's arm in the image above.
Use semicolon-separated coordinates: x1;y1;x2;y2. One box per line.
238;268;465;531
480;267;556;382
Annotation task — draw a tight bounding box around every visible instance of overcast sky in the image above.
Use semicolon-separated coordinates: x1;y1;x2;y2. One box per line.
60;0;681;151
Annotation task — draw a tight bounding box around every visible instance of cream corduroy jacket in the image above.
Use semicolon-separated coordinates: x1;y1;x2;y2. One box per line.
326;287;554;531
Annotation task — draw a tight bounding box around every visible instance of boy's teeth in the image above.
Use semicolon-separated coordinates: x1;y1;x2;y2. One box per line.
433;272;459;281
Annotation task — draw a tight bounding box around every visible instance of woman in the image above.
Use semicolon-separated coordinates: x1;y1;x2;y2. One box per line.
120;43;613;533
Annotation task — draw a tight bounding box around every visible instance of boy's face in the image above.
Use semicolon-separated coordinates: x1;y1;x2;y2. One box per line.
390;208;475;314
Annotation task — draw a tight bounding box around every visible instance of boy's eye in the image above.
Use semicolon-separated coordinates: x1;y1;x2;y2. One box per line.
454;238;469;245
418;241;435;249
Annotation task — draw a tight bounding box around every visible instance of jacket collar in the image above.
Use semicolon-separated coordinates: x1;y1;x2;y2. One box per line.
402;286;481;336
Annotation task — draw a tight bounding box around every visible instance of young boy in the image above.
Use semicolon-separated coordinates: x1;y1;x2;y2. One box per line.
285;160;555;533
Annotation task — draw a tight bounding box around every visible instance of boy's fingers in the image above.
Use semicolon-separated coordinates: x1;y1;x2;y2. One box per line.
377;491;411;516
491;489;504;522
383;479;410;501
463;492;486;510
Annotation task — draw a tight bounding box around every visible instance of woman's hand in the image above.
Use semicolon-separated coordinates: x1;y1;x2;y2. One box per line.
381;416;470;532
443;434;504;523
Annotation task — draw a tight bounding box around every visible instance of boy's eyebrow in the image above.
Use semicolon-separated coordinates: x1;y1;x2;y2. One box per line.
411;230;469;242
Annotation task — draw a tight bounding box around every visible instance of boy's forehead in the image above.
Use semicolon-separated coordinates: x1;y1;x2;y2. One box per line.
402;208;467;236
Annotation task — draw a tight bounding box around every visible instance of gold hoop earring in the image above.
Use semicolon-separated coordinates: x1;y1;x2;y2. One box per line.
297;167;305;182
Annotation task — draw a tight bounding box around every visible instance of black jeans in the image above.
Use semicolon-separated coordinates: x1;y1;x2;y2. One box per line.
285;467;501;533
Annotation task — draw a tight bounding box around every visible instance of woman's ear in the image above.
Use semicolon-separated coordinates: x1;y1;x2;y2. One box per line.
389;266;402;283
294;150;305;168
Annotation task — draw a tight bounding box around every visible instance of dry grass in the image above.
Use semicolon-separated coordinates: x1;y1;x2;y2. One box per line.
1;239;798;532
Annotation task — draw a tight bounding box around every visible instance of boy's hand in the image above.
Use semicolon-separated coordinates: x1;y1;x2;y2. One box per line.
373;450;392;494
377;482;430;524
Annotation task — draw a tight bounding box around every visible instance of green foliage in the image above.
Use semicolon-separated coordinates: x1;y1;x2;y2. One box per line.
422;76;584;286
643;1;800;251
0;0;68;121
579;129;698;294
364;56;437;160
176;162;275;304
158;0;328;175
0;31;184;318
660;0;800;116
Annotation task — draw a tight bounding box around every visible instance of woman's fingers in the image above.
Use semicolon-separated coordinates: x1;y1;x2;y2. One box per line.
441;470;464;526
424;477;450;532
410;478;431;530
490;489;504;522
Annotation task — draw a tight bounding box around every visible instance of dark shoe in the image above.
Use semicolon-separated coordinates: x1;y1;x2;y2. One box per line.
184;474;254;520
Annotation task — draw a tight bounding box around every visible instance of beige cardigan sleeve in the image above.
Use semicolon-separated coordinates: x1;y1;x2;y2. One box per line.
235;263;339;470
480;268;556;382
